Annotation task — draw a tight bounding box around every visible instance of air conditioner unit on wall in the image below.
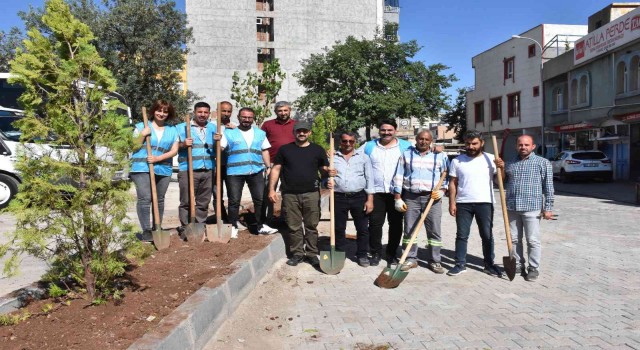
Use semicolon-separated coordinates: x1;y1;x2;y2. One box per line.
256;18;263;25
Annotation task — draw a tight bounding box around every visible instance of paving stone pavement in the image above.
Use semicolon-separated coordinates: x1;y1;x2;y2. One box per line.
209;190;640;349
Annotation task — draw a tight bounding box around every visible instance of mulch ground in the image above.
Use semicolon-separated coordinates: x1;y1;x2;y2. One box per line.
0;229;274;350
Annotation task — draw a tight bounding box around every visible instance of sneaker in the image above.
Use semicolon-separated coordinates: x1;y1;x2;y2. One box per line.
524;267;539;281
135;230;153;242
357;256;370;267
369;253;381;267
306;255;320;267
236;221;247;230
400;260;418;272
483;264;503;278
427;262;445;274
286;255;304;266
447;264;467;276
258;224;278;235
230;226;239;239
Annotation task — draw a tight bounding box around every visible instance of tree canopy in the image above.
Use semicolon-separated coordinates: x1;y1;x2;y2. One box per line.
0;28;23;72
230;59;286;125
295;32;456;136
17;0;196;120
441;87;468;142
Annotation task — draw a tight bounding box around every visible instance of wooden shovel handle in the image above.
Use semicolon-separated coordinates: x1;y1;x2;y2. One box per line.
329;133;335;247
398;171;447;265
142;108;161;228
215;103;223;232
491;136;514;254
185;114;197;222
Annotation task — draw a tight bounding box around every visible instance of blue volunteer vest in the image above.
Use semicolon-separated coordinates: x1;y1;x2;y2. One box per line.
130;122;177;176
224;126;266;176
176;121;217;172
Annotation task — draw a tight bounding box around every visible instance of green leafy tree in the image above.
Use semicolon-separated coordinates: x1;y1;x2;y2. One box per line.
0;28;24;71
308;109;337;151
295;29;455;139
441;87;468;142
0;0;138;300
230;59;286;125
18;0;196;120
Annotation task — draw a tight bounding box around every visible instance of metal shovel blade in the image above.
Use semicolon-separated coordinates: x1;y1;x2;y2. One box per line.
374;264;409;289
183;222;206;244
206;223;233;243
152;229;171;250
503;255;517;281
318;247;345;275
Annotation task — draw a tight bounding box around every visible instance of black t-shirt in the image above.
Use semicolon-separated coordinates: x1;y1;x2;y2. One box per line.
274;142;329;194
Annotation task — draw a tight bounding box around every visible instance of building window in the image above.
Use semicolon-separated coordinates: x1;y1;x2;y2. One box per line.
630;56;640;91
507;92;520;118
570;79;578;106
616;61;627;94
528;44;536;58
257;17;274;42
579;75;588;104
490;97;501;121
533;86;539;97
552;86;565;112
257;48;275;71
474;101;484;124
504;57;515;83
256;0;274;11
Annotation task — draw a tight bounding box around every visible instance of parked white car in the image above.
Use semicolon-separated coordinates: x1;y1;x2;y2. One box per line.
551;150;613;183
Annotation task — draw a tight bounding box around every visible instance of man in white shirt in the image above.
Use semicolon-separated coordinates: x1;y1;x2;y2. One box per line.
447;130;502;277
221;107;278;237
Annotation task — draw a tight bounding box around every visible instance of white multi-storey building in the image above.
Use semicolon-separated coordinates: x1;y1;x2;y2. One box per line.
185;0;400;116
466;24;587;159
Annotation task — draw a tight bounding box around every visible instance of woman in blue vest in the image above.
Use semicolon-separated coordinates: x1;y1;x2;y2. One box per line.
130;100;179;241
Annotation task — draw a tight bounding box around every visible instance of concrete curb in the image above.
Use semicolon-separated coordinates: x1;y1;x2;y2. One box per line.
128;235;286;350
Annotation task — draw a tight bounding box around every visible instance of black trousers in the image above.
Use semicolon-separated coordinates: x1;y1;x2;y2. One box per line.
369;193;403;258
333;191;369;258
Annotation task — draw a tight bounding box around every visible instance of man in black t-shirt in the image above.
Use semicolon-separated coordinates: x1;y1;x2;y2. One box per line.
269;121;330;267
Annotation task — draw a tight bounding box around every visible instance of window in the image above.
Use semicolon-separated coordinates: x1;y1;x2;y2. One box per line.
552;87;563;112
616;61;627;94
533;86;540;97
579;75;588;104
630;56;640;91
507;92;520;118
569;72;590;107
570;79;578;106
257;17;274;42
257;48;275;71
256;0;274;11
528;44;536;58
474;101;484;124
504;57;515;83
490;97;501;121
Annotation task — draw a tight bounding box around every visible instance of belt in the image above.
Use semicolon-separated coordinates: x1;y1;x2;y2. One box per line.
193;168;211;172
334;190;365;198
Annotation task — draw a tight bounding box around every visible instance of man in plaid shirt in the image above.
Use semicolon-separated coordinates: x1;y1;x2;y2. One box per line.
495;135;554;282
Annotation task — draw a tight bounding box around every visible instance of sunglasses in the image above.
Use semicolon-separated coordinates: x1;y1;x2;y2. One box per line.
341;140;356;144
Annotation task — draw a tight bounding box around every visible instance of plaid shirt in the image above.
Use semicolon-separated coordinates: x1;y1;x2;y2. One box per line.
504;153;554;212
393;147;449;194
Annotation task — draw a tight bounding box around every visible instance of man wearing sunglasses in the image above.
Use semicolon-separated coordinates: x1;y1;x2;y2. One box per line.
326;132;375;267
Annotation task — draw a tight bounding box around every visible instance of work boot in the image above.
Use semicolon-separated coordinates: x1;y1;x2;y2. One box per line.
427;262;445;274
286;255;304;266
400;259;418;272
525;267;539;281
357;256;370;267
483;264;503;278
369;253;381;267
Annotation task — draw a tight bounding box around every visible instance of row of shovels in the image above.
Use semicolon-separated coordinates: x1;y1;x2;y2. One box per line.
321;135;518;288
141;103;232;250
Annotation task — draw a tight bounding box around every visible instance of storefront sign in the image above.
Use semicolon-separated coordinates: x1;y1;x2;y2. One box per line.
554;122;593;132
616;112;640;123
574;6;640;65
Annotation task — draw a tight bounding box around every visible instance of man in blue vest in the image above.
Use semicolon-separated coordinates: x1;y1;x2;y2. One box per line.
221;107;278;238
176;102;220;235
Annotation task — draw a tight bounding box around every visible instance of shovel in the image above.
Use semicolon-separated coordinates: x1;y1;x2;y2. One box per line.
206;103;232;243
183;114;206;243
375;171;447;289
142;107;171;250
492;135;516;281
319;134;345;275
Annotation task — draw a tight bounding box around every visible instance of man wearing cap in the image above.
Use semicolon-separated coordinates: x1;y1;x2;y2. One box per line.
268;120;330;267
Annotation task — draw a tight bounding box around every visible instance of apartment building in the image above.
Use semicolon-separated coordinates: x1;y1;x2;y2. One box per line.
466;24;587;159
185;0;400;116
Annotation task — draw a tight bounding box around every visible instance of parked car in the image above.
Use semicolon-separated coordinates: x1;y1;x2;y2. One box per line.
551;150;613;183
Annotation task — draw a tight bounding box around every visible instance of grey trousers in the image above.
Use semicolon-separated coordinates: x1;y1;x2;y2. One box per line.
178;170;213;226
130;172;171;231
283;191;320;258
401;192;443;263
508;210;542;269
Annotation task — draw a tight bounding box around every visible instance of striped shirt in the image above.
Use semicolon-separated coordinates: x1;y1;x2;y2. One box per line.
504;153;554;212
393;147;449;194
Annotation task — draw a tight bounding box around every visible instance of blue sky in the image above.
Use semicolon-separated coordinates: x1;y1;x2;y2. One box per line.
0;0;619;100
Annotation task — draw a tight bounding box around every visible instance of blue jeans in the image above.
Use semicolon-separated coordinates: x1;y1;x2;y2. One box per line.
508;210;542;269
130;172;171;231
454;202;495;266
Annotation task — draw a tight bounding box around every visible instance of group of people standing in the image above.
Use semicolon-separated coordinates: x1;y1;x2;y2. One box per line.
130;102;554;281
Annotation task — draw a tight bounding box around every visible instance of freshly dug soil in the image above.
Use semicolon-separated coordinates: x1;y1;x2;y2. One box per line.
0;229;274;350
